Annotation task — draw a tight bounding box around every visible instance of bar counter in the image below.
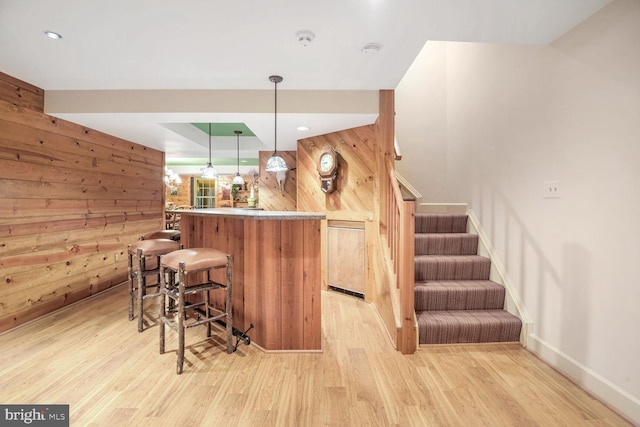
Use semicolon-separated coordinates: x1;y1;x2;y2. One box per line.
170;208;325;351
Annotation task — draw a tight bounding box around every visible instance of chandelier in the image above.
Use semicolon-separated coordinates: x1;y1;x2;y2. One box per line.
164;167;182;195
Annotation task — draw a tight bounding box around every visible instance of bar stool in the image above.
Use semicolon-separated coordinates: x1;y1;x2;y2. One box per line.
141;229;181;242
159;248;233;374
127;238;180;332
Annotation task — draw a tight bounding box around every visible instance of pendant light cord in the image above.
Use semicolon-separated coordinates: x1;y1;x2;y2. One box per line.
265;75;287;172
273;79;278;154
208;123;212;163
236;130;242;173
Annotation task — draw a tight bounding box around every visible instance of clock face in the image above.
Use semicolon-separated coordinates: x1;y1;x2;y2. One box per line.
319;153;334;172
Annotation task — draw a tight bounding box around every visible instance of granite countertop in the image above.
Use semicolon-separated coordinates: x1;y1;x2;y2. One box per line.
167;208;326;220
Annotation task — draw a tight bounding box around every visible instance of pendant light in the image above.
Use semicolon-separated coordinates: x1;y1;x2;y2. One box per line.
265;75;288;172
201;122;218;179
232;130;245;185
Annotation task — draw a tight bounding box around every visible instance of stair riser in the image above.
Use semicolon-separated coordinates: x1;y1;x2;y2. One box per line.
415;258;490;281
417;313;522;344
415;214;468;234
415;287;505;311
419;325;522;344
415;234;478;256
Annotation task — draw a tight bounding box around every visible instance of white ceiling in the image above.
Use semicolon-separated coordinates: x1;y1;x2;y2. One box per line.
0;0;609;170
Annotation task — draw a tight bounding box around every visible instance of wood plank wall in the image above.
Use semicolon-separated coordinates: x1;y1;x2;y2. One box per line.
0;72;44;113
165;176;191;207
297;125;380;304
258;151;297;211
297;125;377;213
0;73;164;332
295;97;403;350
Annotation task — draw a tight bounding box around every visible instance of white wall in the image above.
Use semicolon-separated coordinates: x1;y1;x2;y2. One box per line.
395;0;640;423
395;42;448;202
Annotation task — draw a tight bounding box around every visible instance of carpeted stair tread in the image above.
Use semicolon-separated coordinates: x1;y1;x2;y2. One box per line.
414;280;506;311
415;213;468;234
416;310;522;344
414;213;522;345
415;255;491;281
415;233;479;255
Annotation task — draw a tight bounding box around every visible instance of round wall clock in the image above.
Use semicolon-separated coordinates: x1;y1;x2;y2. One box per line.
317;147;338;193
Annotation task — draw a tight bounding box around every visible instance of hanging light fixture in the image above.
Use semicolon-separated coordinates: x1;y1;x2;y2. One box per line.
164;167;182;195
201;122;218;179
232;130;245;185
265;75;288;172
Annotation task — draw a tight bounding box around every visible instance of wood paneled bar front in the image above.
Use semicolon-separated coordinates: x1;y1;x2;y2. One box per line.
173;208;325;352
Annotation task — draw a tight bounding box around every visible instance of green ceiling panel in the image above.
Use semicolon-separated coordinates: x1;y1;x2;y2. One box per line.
166;157;259;167
192;122;256;137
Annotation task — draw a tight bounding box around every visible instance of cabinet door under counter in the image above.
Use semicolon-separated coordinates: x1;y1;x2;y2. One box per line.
327;220;365;297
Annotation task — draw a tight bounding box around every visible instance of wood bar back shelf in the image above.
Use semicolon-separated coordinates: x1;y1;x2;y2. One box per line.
170;208;325;351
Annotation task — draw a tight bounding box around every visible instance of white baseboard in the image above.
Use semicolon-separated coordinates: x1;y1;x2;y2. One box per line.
466;208;533;345
528;334;640;425
461;208;638;424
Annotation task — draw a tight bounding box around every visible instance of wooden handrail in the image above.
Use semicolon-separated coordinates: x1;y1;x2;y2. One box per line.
394;137;402;160
385;162;416;354
373;89;416;354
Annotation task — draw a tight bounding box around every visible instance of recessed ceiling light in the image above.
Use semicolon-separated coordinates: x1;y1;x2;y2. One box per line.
297;126;310;131
44;31;62;40
361;43;380;56
296;30;315;47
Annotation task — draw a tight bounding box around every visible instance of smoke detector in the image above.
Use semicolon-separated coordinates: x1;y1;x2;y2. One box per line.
361;43;380;56
296;30;315;47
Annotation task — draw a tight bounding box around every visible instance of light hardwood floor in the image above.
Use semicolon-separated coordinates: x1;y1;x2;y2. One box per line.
0;284;632;426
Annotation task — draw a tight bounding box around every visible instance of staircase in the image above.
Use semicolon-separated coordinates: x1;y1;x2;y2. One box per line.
414;213;522;344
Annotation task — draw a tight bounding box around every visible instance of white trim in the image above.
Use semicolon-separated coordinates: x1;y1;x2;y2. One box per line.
394;170;422;199
528;334;640;425
394;137;402;160
417;203;467;214
466;208;533;346
442;207;639;424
